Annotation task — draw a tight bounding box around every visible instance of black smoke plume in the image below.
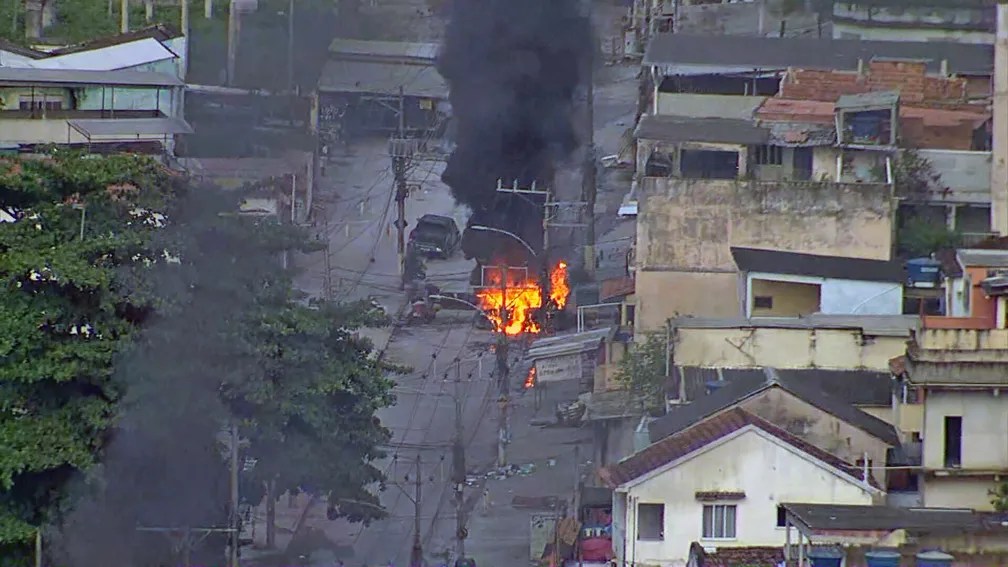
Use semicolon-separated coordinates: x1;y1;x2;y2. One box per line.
438;0;593;257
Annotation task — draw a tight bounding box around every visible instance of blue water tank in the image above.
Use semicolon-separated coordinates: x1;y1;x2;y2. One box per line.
917;551;954;567
705;380;727;395
865;550;901;567
906;257;942;288
807;547;843;567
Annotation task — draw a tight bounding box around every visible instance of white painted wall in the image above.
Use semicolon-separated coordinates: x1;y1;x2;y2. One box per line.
616;427;877;567
745;272;903;316
923;390;1008;471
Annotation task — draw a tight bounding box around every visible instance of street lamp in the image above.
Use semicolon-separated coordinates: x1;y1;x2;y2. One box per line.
468;225;537;258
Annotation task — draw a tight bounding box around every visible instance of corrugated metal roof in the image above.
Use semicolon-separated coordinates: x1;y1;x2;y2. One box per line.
22;38;177;71
46;24;182;55
68;117;193;138
0;67;181;87
634;114;769;145
317;59;447;98
527;327;616;361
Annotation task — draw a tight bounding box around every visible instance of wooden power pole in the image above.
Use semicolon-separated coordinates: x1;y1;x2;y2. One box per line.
226;0;239;86
120;0;129;32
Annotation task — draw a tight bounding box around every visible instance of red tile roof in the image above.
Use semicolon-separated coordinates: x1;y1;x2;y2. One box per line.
598;407;879;489
600;276;634;302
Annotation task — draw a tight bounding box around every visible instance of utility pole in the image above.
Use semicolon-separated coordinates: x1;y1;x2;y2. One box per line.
452;360;467;561
582;0;597;276
180;0;189;80
265;479;276;548
287;0;295;92
496;263;510;468
205;0;213;18
410;455;424;567
120;0;129;32
391;86;412;289
226;0;239;86
229;424;240;567
145;0;154;22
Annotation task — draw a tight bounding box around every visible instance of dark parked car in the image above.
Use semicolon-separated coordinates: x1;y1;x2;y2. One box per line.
409;214;461;259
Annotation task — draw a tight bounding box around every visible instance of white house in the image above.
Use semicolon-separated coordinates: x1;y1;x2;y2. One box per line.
600;407;882;567
731;247;905;318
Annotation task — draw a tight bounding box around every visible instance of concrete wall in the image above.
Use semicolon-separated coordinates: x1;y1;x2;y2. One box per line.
0;117;169;144
634;177;895;330
654;94;766;119
832;2;994;45
672;326;908;371
862;404;923;437
746;273;903;317
750;278;821;317
740;388;892;480
923;389;1008;470
617;428;876;567
918;149;992;205
0;85;174;115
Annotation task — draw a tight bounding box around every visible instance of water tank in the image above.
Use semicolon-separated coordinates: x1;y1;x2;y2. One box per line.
916;551;954;567
807;547;844;567
865;550;901;567
906;257;942;288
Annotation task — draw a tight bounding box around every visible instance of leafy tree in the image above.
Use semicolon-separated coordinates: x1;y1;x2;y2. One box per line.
614;333;668;409
897;217;961;258
0;153;400;565
991;480;1008;513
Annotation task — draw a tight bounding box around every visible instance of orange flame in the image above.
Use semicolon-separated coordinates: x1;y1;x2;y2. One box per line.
549;261;569;310
476;266;542;336
476;261;571;336
524;367;537;389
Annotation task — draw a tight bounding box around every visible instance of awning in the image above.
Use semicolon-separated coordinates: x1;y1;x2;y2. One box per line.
68;117;194;140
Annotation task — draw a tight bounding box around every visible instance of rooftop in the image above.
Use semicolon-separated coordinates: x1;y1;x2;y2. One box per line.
689;542;783;567
783;503;990;534
634;115;769;145
957;248;1008;269
0;67;182;88
317;59;447;99
21;37;177;72
328;39;440;63
674;366;895;406
601;407;878;488
46;24;182;56
649;367;900;445
527;327;616;361
644;33;993;76
835;90;901;111
731;247;905;283
756;98;989;130
670;314;920;337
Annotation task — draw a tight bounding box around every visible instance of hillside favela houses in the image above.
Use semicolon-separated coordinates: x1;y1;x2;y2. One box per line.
572;6;1008;566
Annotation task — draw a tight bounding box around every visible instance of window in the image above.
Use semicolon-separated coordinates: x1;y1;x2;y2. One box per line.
754;145;783;166
637;503;664;540
776;505;787;528
702;504;736;539
18;98;62;111
943;416;962;468
754;296;773;309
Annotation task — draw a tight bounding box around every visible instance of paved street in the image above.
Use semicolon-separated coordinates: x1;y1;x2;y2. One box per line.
243;0;639;564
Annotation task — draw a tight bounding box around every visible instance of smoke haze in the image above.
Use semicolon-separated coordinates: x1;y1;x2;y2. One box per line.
438;0;593;249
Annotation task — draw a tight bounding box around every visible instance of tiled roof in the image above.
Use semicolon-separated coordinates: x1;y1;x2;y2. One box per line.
780;61;968;105
599;407;879;489
650;367;900;446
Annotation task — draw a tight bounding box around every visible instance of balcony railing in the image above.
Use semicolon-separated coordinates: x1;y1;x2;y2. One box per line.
0;109;164;120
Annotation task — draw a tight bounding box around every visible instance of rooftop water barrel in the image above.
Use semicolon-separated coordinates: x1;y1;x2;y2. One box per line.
807;547;843;567
865;550;901;567
906;257;942;288
705;381;727;395
916;551;954;567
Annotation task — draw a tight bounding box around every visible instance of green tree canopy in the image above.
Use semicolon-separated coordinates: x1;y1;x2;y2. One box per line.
0;152;400;566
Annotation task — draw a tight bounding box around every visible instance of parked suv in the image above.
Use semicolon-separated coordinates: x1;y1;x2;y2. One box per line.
408;214;461;259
